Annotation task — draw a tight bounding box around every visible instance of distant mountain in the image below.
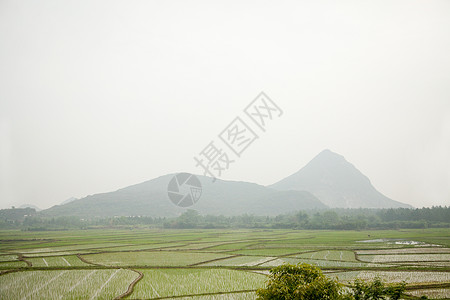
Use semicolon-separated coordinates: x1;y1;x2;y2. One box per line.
40;175;326;218
269;149;412;208
0;207;37;221
60;197;77;205
19;204;41;211
39;149;412;217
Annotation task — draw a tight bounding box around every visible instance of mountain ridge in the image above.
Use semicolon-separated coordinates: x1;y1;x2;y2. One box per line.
40;174;326;217
39;149;412;217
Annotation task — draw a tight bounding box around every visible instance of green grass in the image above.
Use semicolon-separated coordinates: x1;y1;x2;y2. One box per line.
200;255;272;267
170;242;234;250
82;251;231;267
18;243;131;254
0;260;28;268
0;254;18;262
206;242;262;251
357;253;450;263
176;292;257;299
334;270;450;284
407;288;450;299
93;242;187;252
229;248;307;256
1;228;449;299
27;255;91;267
127;269;266;298
0;269;138;299
292;250;358;261
260;257;381;268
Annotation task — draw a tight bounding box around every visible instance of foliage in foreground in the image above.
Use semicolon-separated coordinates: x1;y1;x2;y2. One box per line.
256;263;406;300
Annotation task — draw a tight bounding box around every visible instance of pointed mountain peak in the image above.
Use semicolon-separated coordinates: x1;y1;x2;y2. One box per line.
317;148;341;156
270;150;412;209
319;148;335;155
311;149;346;163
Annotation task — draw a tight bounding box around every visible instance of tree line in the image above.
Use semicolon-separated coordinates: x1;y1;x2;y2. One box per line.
0;206;448;231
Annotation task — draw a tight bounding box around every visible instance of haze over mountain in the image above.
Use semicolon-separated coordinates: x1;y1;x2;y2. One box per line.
41;175;326;218
270;149;412;209
60;197;77;205
39;149;411;217
18;204;41;211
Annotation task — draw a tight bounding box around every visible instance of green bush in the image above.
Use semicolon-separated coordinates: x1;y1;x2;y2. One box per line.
256;263;350;299
256;263;406;300
351;277;406;300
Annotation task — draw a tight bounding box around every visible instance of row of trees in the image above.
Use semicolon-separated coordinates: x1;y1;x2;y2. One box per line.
0;206;448;231
164;207;450;230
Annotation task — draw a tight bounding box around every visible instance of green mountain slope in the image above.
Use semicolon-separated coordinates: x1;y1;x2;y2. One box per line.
40;175;326;217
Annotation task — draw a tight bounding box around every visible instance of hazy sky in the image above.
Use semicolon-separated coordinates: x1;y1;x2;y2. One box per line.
1;0;449;209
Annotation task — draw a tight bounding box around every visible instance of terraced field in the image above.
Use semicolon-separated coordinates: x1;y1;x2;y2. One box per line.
0;269;137;299
82;251;231;267
0;228;449;299
129;269;266;298
27;255;91;267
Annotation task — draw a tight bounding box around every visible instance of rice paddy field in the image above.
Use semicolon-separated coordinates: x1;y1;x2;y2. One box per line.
0;228;449;299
